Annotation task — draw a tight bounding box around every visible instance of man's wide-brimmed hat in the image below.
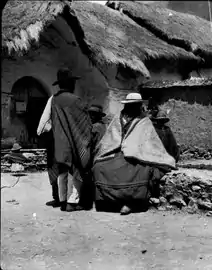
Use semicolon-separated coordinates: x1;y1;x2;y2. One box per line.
11;143;22;151
52;68;81;86
151;110;170;123
88;104;106;117
121;93;148;104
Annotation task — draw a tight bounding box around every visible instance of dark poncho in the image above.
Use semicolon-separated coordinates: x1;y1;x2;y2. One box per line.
153;124;180;162
51;90;92;180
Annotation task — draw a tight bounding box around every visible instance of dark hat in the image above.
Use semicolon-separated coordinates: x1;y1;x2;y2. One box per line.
11;143;22;151
88;104;106;117
151;110;170;123
52;68;81;86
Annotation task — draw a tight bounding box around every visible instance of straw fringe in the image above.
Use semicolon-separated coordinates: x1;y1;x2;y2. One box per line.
6;21;43;54
2;1;202;78
68;2;200;77
2;1;64;55
99;48;150;78
142;77;212;88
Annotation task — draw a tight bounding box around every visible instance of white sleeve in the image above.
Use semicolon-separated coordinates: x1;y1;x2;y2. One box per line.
37;96;53;136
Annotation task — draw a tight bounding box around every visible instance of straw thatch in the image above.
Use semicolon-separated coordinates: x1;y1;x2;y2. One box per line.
2;1;202;78
142;77;212;89
66;1;201;78
2;1;66;55
107;1;212;67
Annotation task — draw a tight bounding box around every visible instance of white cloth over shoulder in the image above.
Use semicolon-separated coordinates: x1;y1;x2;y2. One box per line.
37;96;53;136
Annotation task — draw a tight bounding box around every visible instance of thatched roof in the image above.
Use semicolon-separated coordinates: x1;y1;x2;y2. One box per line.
107;1;212;67
2;1;65;54
68;2;203;78
2;1;202;79
142;77;212;89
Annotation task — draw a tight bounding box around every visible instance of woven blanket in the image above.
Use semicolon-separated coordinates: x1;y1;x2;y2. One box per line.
94;114;176;170
51;91;92;179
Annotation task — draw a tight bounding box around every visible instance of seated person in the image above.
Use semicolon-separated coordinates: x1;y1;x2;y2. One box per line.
3;143;28;164
88;104;106;157
92;93;176;215
151;110;180;163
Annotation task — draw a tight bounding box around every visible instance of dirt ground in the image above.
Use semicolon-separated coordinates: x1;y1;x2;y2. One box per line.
1;172;212;270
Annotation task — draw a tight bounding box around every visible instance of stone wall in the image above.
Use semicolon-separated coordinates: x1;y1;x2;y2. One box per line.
150;168;212;215
2;150;212;215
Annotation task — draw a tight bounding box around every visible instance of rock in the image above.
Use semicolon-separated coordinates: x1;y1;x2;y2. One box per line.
149;198;160;205
181;153;194;160
187;198;198;213
193;178;212;188
198;148;206;156
197;200;212;211
206;211;212;217
11;163;24;172
22;153;36;159
166;205;174;211
188;198;197;207
192;185;201;191
164;192;173;199
170;196;187;208
158;206;166;211
201;193;209;200
159;196;167;205
187;206;198;214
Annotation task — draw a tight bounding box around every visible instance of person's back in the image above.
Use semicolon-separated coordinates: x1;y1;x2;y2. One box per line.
50;68;92;212
52;91;78;108
88;105;106;157
51;91;92;171
153;123;180;162
151;110;180;163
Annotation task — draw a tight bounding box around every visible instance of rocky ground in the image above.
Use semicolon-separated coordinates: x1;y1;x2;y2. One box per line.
155;168;212;214
1;171;212;270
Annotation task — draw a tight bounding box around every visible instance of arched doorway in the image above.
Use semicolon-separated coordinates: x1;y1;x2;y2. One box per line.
10;76;49;148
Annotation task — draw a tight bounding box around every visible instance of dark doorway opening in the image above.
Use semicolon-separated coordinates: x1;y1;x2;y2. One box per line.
10;76;49;148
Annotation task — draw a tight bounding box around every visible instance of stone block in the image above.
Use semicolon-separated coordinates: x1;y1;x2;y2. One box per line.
197;200;212;210
169;196;187;208
159;196;167;205
192;185;201;191
149;198;160;206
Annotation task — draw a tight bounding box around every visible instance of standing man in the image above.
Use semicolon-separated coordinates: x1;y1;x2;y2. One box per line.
51;68;92;212
37;96;60;208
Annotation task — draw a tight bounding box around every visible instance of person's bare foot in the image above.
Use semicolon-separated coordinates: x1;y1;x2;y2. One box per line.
120;205;132;215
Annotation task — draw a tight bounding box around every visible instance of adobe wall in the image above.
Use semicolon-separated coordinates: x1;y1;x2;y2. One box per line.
1;15;191;145
141;85;212;151
1;17;126;142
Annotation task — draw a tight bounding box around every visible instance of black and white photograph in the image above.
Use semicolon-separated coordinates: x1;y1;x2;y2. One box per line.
1;1;212;269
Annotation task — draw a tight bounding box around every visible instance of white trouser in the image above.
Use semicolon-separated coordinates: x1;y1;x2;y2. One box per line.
57;172;81;204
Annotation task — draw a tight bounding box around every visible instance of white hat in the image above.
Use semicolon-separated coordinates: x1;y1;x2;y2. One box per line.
121;93;146;104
